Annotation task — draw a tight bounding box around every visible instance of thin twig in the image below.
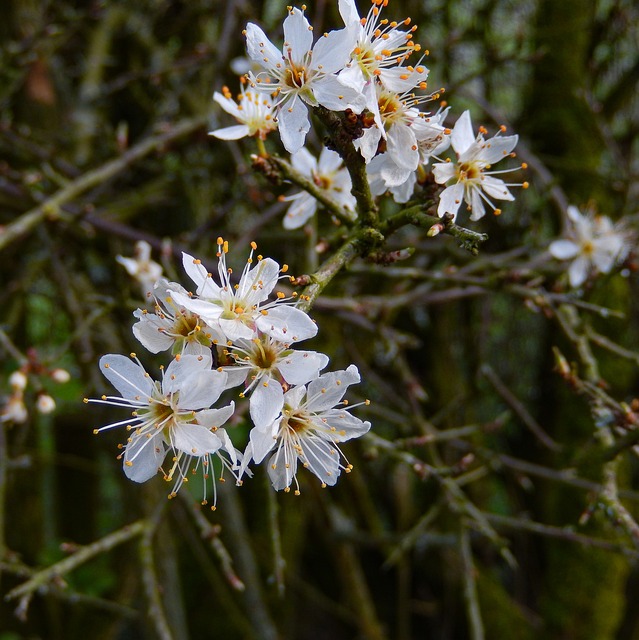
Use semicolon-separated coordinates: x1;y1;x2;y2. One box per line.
460;524;485;640
0;115;208;253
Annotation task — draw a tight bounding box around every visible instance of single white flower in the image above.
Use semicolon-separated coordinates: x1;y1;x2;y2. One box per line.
284;147;357;229
222;332;330;428
169;239;318;343
132;279;225;357
432;110;523;221
549;205;631;287
87;352;234;499
116;240;163;298
245;7;366;153
210;82;278;141
243;364;371;492
338;0;428;130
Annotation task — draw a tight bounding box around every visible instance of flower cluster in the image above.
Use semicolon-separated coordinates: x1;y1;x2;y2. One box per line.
88;239;371;504
210;0;527;224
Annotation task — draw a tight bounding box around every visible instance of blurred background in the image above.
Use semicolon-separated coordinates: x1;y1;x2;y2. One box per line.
1;0;638;638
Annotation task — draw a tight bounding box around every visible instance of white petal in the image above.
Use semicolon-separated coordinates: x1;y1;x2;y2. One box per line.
168;292;223;325
219;317;256;342
318;147;343;173
250;423;279;464
250;379;284;428
313;75;366;112
390;173;417;203
381;66;429;93
338;0;360;25
283;194;316;229
299;437;340;485
213;92;240;117
549;240;579;260
387;124;419;170
437;183;464;219
163;353;211;394
291;147;317;175
210;124;251;140
568;256;590;287
451;111;475;155
432;161;456;185
238;257;280;305
312;26;358;74
482;176;514;201
99;354;154;401
245;23;282;70
267;450;298;490
256;305;318;342
223;366;249;390
197;402;236;430
171;423;222;456
278;98;311;154
283;8;313;61
181;252;221;298
314;410;371;441
306;364;360;412
469;188;486;221
123;433;165;482
132;314;175;354
479;134;518;164
278;351;330;385
355;127;382;163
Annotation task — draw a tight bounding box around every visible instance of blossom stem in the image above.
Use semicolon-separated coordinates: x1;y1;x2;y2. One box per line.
255;137;268;158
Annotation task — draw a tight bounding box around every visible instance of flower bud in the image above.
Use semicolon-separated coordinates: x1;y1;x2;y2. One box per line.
51;368;71;384
36;394;56;414
9;370;28;391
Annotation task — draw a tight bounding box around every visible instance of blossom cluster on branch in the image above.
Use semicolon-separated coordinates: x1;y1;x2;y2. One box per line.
88;239;370;504
86;0;634;507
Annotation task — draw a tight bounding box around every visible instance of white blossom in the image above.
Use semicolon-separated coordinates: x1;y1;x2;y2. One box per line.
169;239;317;343
549;206;631;287
245;7;365;153
433;110;522;221
242;365;371;492
116;240;163;298
283;147;357;229
222;333;330;429
338;0;428;129
210;82;278;141
87;352;237;502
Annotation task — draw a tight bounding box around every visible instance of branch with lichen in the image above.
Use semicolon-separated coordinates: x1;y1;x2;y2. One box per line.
5;519;147;616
